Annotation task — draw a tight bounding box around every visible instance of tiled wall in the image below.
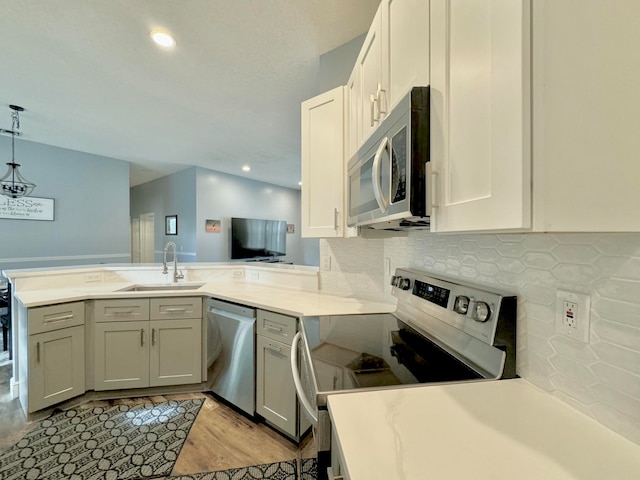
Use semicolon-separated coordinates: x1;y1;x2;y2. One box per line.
320;232;640;445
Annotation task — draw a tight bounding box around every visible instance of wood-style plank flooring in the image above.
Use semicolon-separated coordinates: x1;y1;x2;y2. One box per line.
0;362;317;475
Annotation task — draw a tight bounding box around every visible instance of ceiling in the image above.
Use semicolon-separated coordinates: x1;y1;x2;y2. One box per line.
0;0;379;189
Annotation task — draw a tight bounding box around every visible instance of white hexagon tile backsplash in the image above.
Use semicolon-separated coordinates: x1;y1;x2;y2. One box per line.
321;232;640;445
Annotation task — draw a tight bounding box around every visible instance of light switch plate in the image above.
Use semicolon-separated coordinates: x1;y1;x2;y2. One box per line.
555;290;591;343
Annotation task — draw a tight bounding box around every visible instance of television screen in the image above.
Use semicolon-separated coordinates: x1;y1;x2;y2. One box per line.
231;217;287;260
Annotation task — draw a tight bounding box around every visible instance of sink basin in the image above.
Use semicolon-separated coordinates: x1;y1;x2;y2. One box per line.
118;283;205;292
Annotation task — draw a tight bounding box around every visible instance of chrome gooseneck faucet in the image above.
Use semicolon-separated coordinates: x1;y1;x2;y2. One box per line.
162;241;184;283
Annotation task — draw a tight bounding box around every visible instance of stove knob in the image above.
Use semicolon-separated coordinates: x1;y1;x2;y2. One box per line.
473;302;491;322
400;278;411;290
453;296;470;315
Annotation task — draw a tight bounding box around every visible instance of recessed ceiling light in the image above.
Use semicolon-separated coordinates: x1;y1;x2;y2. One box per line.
242;165;251;172
150;29;176;48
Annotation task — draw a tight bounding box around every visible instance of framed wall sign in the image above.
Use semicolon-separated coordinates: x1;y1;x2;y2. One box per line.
0;196;55;221
165;215;178;235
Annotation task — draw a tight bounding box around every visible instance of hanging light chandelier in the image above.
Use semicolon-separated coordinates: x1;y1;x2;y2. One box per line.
0;105;36;198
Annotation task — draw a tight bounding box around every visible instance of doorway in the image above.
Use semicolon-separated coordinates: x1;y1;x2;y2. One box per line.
131;213;155;263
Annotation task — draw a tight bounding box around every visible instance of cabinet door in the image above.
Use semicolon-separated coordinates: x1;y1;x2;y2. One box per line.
383;0;430;110
346;65;360;162
149;319;202;387
256;335;297;438
29;325;85;412
94;321;149;390
301;86;345;238
358;3;384;143
430;0;531;232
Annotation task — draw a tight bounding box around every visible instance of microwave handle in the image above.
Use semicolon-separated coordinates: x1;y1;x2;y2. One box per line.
372;136;389;213
291;332;318;425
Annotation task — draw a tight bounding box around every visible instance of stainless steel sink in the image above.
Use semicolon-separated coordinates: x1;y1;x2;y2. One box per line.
118;283;205;292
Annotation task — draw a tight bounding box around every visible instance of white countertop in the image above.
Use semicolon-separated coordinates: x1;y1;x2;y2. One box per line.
12;280;395;317
328;379;640;480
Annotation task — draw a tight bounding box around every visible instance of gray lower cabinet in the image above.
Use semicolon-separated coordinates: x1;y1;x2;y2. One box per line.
94;320;150;390
93;297;202;391
256;309;310;441
24;302;86;413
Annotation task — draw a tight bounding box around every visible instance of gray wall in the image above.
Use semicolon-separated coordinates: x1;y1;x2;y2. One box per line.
318;34;366;93
0;137;131;272
130;168;197;262
130;166;319;265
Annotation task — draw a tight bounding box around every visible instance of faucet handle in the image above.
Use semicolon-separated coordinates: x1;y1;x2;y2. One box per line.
176;270;184;280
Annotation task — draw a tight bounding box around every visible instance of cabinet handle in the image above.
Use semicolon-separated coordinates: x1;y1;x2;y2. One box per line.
370;93;379;127
113;309;134;315
428;163;439;209
164;308;187;313
376;82;387;118
327;467;344;480
266;344;282;354
333;374;339;390
264;324;283;332
36;342;40;363
152;328;156;346
334;207;339;231
140;329;144;346
45;313;74;322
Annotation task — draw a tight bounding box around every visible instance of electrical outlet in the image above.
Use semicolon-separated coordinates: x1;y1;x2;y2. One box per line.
556;290;591;343
248;270;259;281
84;272;103;283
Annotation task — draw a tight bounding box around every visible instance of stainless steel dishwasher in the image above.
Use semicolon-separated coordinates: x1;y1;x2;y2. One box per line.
207;298;256;416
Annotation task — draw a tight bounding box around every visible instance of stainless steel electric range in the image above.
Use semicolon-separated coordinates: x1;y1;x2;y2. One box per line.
291;268;517;480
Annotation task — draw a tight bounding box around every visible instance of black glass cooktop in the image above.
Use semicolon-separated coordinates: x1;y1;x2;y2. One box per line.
300;313;482;394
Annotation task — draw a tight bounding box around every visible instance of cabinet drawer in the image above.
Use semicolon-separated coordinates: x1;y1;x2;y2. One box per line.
94;299;150;322
257;309;297;345
150;297;202;320
28;301;84;335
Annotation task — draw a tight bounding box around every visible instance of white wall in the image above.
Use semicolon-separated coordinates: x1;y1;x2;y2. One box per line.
321;232;640;445
195;167;319;265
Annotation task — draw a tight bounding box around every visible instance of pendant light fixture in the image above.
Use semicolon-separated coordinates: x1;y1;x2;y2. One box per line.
0;105;36;199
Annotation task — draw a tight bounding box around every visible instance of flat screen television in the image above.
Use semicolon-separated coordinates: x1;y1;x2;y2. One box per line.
231;217;287;260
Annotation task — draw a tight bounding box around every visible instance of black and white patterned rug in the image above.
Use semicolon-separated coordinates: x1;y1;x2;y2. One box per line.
148;458;317;480
0;398;204;480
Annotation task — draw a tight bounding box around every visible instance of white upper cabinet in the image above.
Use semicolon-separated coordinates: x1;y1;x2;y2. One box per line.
301;86;346;238
357;4;385;144
430;0;531;233
384;0;430;112
531;0;640;231
350;0;430;153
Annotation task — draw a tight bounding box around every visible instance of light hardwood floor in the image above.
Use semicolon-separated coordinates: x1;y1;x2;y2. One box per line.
0;368;316;475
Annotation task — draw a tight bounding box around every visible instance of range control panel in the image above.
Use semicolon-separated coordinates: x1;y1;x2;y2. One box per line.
391;268;517;346
413;280;450;308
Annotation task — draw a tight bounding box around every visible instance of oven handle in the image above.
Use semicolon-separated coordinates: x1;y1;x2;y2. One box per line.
291;331;318;425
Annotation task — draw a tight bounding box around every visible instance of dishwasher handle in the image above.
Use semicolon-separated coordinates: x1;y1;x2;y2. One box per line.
291;331;318;425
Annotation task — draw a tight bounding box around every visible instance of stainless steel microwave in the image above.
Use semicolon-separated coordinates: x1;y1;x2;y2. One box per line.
347;86;430;230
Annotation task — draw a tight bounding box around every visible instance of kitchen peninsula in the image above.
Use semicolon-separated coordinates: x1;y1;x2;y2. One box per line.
4;262;396;423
